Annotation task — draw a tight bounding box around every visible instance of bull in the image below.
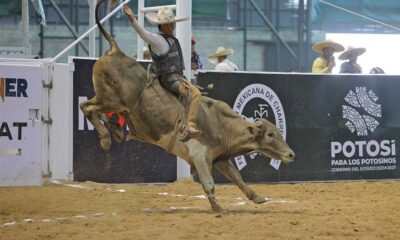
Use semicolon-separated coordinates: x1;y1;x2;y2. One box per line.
80;0;295;212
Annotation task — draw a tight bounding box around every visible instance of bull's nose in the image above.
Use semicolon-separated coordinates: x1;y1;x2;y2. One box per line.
288;151;295;160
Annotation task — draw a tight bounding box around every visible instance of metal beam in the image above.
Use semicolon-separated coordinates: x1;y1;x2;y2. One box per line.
248;0;297;60
243;0;247;70
51;0;131;63
48;0;89;54
22;0;31;55
298;0;305;71
89;0;96;57
306;0;312;69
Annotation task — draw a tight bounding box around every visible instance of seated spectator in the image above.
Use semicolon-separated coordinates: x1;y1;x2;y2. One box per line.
143;46;151;60
311;40;344;73
191;37;204;82
369;67;385;74
208;46;238;71
133;46;151;60
339;46;366;73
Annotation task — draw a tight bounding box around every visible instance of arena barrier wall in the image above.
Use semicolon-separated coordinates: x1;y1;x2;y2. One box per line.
0;62;44;186
197;71;400;182
72;58;177;183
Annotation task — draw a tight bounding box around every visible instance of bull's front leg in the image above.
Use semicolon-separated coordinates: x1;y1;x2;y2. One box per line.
191;156;224;212
80;97;112;150
99;113;124;143
214;158;267;204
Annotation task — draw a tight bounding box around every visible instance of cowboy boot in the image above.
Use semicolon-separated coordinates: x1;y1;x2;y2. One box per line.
187;85;201;134
179;82;201;141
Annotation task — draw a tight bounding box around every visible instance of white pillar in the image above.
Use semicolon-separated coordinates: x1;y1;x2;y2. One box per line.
175;0;192;179
176;0;192;82
21;0;31;55
136;0;144;59
89;0;96;57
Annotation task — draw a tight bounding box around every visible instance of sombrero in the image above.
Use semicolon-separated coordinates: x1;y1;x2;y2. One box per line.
145;6;188;25
208;47;234;60
338;46;366;60
312;39;344;53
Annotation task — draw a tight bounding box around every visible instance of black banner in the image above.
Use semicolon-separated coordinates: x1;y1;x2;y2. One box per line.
197;72;400;182
73;58;176;183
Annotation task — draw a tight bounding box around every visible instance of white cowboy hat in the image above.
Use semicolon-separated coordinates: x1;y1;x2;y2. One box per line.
312;39;344;53
338;46;366;60
207;46;234;62
145;6;188;25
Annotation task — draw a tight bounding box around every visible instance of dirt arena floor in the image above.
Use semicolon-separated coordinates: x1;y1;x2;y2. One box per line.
1;178;399;240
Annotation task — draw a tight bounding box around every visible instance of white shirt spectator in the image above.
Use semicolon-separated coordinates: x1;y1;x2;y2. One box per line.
215;59;238;71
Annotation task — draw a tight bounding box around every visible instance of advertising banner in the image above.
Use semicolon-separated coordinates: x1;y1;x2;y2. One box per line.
0;63;43;186
72;58;176;183
197;72;400;182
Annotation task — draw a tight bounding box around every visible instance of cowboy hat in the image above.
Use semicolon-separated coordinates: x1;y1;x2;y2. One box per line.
312;39;344;53
208;47;234;60
145;6;188;25
338;46;366;60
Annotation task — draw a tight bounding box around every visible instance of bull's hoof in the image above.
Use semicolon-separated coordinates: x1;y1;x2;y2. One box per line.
251;196;268;204
104;120;124;143
211;204;227;214
100;137;111;151
111;128;124;143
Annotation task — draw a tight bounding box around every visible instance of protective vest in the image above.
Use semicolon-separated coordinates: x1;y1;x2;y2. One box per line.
149;34;185;77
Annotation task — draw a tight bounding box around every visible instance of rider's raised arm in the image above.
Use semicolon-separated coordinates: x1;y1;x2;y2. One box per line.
123;4;167;55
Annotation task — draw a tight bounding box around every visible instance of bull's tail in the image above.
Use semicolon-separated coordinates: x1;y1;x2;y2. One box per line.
96;0;120;53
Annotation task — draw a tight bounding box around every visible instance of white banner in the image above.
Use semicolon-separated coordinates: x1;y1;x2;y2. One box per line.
0;64;43;186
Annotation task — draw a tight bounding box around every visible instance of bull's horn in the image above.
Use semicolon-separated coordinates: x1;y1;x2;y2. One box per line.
255;120;266;137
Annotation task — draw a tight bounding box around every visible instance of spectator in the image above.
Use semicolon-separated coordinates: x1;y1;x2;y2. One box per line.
133;47;151;60
143;46;151;60
191;37;204;81
312;40;344;73
370;67;385;74
339;46;366;73
208;46;238;71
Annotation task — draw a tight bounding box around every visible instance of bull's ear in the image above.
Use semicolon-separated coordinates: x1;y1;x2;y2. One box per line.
246;125;258;140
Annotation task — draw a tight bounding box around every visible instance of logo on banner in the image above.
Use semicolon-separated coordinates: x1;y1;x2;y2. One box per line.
331;86;396;173
233;83;286;171
342;87;381;136
0;77;28;102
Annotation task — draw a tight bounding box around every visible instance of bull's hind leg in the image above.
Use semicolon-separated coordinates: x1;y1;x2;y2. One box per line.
214;158;267;204
80;97;112;150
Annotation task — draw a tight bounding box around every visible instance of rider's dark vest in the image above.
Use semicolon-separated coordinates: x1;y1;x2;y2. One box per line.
149;34;185;77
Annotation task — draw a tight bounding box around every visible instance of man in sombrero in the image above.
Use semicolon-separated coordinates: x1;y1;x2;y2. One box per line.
123;4;201;141
339;46;366;74
311;39;344;73
208;46;238;71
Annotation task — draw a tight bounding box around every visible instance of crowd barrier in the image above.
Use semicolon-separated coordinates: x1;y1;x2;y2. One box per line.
1;57;399;185
72;58;176;183
197;71;400;182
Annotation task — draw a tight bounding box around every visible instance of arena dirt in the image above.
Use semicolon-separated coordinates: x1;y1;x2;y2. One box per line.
0;178;399;240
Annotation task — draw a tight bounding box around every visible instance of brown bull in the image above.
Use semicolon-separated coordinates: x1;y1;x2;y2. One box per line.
80;0;295;212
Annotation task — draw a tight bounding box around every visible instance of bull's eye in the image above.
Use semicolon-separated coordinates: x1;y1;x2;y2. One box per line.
267;133;275;137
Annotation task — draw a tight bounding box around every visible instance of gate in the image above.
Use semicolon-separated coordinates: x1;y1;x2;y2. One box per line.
0;63;43;186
